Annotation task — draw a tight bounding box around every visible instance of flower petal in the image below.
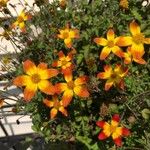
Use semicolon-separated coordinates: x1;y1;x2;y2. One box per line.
13;75;30;87
100;46;111;60
107;29;115;41
55;83;68;94
62;67;73;82
23;84;37;101
112;114;120;122
38;80;55;95
58;51;65;60
19;22;26;32
23;60;37;75
122;128;130;136
43;99;54;108
144;38;150;44
113;137;122;147
98;132;109;140
64;38;72;48
96;121;107;128
129;21;141;36
112;127;123;140
116;36;132;46
131;43;145;58
112;46;124;58
94;38;107;46
105;79;114;91
133;57;147;64
74;76;88;86
50;108;58;119
59;106;68;117
74;85;89;98
62;89;73;107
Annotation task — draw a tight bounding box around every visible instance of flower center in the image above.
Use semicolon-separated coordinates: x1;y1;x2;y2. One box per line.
67;81;74;89
133;33;144;44
63;31;69;39
17;16;24;23
61;59;68;66
31;74;41;84
107;40;115;48
111;73;118;79
110;125;117;133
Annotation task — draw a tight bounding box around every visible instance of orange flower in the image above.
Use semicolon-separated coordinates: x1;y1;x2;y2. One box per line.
58;24;79;48
0;0;9;8
13;60;59;102
52;50;73;71
123;47;146;64
43;95;68;119
97;64;128;91
117;21;150;59
56;72;89;107
94;29;124;60
96;114;130;147
12;9;32;32
119;0;129;9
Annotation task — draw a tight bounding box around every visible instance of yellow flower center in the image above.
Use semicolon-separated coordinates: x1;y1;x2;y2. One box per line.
17;16;24;23
110;125;117;133
133;33;144;44
61;59;68;66
107;40;115;48
31;74;41;84
62;31;69;39
67;81;75;89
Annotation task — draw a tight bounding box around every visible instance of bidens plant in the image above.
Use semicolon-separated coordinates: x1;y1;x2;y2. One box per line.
0;0;150;149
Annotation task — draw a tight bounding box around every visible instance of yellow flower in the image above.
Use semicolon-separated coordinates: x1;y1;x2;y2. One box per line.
12;9;32;32
97;64;128;91
43;95;68;119
117;21;150;59
13;60;59;102
94;29;124;60
96;114;130;147
123;47;146;64
58;24;79;48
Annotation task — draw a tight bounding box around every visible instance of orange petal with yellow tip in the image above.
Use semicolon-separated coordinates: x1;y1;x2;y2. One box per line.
37;62;48;69
112;46;124;58
64;38;72;48
105;79;114;91
94;38;107;46
74;86;89;98
131;43;145;58
59;106;68;117
50;108;58;119
133;57;146;64
23;60;37;75
62;89;73;107
74;76;88;86
23;85;37;102
129;21;141;36
100;47;111;60
43;99;54;107
13;75;29;87
144;38;150;44
107;29;115;40
55;83;67;94
38;80;55;95
116;36;132;47
62;67;73;82
97;72;110;79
